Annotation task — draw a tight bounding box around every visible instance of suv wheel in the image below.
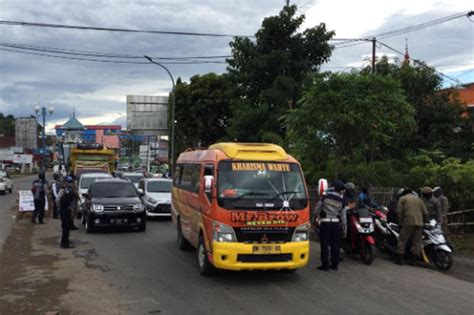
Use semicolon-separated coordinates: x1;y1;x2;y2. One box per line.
85;215;95;233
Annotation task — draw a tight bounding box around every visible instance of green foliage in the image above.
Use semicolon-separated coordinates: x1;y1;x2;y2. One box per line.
0;113;15;136
227;5;334;141
286;72;415;178
169;73;231;157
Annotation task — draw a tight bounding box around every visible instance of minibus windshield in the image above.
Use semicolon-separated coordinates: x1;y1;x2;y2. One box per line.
217;161;307;210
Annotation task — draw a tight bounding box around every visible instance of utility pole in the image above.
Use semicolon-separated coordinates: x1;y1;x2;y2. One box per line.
286;0;290;7
372;37;376;74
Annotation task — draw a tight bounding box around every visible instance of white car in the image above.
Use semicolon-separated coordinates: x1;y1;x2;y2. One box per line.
138;178;172;217
78;173;113;214
122;172;145;189
0;176;13;194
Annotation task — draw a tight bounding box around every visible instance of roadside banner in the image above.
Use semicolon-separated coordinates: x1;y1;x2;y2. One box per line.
18;190;48;212
13;154;33;164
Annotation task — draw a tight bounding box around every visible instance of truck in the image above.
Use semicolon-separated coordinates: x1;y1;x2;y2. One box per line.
70;143;115;179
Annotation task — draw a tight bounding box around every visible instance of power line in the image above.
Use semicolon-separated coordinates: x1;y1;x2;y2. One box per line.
376;40;472;89
0;42;230;60
0;19;362;42
335;11;470;49
0;47;226;65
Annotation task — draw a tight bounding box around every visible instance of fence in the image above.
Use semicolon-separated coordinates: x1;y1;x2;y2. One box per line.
447;209;474;234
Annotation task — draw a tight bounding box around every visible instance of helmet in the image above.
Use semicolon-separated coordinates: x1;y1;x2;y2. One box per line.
333;180;345;192
38;172;45;180
345;182;355;191
397;188;405;197
65;176;74;183
53;172;61;181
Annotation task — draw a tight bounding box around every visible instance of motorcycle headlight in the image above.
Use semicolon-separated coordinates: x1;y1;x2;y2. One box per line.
213;221;237;242
92;204;104;213
147;197;158;204
292;223;310;242
133;203;144;212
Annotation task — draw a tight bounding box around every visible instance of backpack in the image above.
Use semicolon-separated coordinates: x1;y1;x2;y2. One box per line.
60;186;75;210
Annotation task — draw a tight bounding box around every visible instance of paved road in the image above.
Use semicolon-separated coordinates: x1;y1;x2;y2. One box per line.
0;174;36;256
72;218;474;314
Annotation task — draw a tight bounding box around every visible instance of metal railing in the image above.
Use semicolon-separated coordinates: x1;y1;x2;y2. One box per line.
447;209;474;233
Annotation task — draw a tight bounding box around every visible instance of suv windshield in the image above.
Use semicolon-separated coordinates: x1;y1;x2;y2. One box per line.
91;182;138;198
217;161;307;210
147;181;172;193
123;174;144;184
81;176;109;189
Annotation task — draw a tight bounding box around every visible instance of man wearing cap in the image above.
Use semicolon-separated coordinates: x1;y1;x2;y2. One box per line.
433;187;450;230
421;187;442;223
315;180;345;271
395;189;428;265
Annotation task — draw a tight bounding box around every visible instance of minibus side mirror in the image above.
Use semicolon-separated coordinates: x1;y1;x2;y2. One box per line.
204;175;214;194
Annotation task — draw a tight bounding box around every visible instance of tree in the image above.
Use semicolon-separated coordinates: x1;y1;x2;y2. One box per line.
169;73;231;157
226;5;334;142
0;113;15;136
363;57;469;158
285;72;415;180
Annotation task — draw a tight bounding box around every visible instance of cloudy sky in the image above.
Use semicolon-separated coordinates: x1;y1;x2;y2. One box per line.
0;0;472;133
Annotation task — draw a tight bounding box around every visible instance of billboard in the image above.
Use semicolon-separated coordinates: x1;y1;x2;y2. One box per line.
15;117;38;150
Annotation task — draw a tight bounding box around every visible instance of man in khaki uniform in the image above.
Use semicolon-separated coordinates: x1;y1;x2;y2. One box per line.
433;187;450;230
420;187;442;223
395;189;428;265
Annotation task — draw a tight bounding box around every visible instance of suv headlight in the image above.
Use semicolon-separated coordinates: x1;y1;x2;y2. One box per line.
213;221;237;242
292;223;310;242
147;197;158;204
133;203;145;212
92;204;104;213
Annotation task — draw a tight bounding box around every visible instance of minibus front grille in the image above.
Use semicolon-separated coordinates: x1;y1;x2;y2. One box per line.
237;254;292;263
234;228;294;243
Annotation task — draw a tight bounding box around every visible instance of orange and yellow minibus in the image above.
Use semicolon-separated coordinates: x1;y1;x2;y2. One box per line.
171;143;310;275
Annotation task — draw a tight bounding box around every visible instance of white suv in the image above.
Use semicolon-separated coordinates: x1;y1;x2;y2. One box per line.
78;173;113;214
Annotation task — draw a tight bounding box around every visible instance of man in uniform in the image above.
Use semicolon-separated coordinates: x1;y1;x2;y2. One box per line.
395;189;428;265
421;187;442;223
433;187;450;230
315;180;345;271
31;172;48;224
56;176;79;248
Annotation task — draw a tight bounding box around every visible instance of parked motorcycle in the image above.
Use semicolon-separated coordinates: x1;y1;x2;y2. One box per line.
342;207;376;265
371;209;453;271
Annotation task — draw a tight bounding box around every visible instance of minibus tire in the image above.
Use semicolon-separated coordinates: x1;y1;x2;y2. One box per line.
197;235;215;276
177;219;191;250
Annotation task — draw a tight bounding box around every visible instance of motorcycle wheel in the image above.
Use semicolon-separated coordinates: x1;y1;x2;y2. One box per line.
361;243;376;265
433;249;453;271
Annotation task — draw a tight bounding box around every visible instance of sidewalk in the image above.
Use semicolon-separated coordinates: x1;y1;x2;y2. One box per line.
0;217;120;314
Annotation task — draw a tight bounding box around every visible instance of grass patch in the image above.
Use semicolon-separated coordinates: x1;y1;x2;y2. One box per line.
450;234;474;254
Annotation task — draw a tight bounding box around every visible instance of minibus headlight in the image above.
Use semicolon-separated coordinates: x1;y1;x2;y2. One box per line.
292;223;310;242
213;221;237;243
147;197;158;204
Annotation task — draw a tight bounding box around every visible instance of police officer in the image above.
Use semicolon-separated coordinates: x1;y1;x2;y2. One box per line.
421;187;442;223
433;187;450;231
49;172;61;219
31;172;48;224
394;189;428;265
315;180;345;271
56;176;79;249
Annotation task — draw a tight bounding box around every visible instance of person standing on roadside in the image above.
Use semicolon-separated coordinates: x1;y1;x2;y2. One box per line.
420;187;442;223
315;180;345;271
433;187;450;230
31;172;48;224
56;176;79;248
68;172;79;230
49;172;61;219
394;189;428;265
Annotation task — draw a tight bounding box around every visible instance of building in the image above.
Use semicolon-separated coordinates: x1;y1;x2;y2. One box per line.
15;117;37;150
126;95;169;140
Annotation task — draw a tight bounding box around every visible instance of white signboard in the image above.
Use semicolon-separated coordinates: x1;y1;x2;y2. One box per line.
13;154;33;164
0;153;14;161
18;190;48;212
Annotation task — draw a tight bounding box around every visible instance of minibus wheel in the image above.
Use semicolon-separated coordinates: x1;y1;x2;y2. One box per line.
197;235;215;276
177;218;191;250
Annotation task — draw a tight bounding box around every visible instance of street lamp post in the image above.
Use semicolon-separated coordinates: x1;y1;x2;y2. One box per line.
144;55;176;173
34;106;54;171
